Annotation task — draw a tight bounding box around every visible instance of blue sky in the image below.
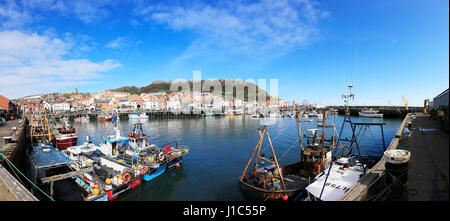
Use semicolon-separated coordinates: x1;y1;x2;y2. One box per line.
0;0;448;106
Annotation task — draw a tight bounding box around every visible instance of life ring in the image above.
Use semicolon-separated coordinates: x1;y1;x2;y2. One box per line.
169;155;174;160
158;152;165;161
122;173;131;184
129;131;134;137
140;165;148;175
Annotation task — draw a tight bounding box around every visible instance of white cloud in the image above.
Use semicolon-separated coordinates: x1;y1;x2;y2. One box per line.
0;0;119;26
135;0;329;62
105;37;128;49
0;30;122;99
0;0;33;28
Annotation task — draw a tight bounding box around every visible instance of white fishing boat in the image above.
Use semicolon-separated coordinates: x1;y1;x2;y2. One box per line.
304;157;365;201
327;109;338;116
74;115;90;123
62;136;142;201
302;84;387;201
358;109;383;118
128;112;148;120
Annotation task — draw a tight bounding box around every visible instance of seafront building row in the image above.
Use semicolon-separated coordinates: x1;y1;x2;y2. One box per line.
16;90;290;114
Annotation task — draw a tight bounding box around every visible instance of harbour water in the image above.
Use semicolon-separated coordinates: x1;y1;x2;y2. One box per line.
70;115;402;201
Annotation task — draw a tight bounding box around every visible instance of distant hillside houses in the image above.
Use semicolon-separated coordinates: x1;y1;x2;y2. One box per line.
17;88;287;114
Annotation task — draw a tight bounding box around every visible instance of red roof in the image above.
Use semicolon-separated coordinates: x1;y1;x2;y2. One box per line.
0;95;10;113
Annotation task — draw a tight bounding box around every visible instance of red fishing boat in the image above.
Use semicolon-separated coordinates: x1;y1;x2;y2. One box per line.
97;112;113;122
55;124;78;150
97;116;112;122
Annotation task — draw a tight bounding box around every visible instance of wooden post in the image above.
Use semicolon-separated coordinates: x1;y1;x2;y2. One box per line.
297;112;302;151
50;182;54;197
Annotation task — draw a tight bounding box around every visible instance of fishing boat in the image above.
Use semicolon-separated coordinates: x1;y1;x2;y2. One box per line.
62;136;143;201
303;85;387;201
98;131;143;188
126;123;168;181
162;141;189;169
358;108;383;118
55;121;77;150
74;115;89;123
128;112;148;120
127;123;189;180
327;109;338;116
224;111;235;117
89;111;144;193
27;141;108;201
27;113;107;201
97;112;112;122
238;126;309;201
238;111;338;201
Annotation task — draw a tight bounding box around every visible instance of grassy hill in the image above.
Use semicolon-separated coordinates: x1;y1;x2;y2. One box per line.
113;80;275;102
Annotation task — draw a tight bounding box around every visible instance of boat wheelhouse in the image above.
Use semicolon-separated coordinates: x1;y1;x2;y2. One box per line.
126;123;189;181
55;122;77;150
128;112;148;120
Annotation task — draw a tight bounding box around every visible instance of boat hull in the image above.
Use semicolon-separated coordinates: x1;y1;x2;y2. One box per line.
238;162;309;201
56;136;78;149
97;117;112;122
129;115;148;119
168;157;182;169
143;164;167;181
238;180;303;201
358;112;383;118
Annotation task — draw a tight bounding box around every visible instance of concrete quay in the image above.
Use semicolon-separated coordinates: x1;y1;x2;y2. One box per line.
339;112;449;201
0;119;37;201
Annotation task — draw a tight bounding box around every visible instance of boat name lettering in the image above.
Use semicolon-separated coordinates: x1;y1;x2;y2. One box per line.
325;182;350;191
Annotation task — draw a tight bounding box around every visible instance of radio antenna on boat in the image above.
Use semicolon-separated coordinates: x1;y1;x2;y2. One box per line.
342;83;354;114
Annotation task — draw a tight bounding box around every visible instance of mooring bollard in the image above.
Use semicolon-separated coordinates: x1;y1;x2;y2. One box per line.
3;136;13;145
384;149;411;192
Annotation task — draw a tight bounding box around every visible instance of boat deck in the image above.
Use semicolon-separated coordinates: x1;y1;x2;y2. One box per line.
29;145;72;170
283;173;309;190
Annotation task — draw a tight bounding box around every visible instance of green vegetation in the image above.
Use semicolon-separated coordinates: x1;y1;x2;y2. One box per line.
113;80;274;101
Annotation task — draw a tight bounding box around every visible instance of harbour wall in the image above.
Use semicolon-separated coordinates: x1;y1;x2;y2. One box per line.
0;119;37;201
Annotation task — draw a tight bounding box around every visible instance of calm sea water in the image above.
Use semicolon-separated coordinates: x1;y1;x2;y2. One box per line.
71;115;402;201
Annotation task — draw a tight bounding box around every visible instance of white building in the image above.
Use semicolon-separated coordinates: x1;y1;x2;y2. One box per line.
167;101;181;110
144;101;160;110
52;102;70;113
43;101;52;110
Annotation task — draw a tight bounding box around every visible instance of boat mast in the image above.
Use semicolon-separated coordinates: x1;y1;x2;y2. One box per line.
342;84;354;115
297;112;302;152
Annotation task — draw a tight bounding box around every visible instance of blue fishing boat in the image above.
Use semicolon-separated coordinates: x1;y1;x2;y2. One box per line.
143;164;167;181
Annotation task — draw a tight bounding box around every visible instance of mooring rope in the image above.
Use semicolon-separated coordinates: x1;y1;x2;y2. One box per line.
278;139;299;161
0;152;55;201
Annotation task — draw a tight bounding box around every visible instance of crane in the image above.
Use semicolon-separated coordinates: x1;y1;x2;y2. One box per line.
402;96;408;111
